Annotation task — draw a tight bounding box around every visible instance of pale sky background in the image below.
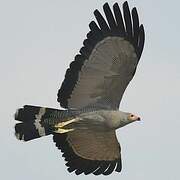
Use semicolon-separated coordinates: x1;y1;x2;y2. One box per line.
0;0;180;179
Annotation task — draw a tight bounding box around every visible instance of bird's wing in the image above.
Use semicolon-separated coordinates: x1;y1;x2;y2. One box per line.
57;2;145;109
53;130;121;175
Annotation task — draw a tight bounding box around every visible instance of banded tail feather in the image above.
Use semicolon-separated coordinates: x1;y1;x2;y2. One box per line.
14;105;71;141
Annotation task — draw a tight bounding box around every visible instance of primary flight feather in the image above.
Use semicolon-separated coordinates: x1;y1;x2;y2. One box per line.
14;1;145;176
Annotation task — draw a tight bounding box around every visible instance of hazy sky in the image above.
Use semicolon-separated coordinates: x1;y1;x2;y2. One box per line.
0;0;180;179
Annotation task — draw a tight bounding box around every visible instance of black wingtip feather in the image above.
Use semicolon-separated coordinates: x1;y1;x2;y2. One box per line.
93;161;109;175
123;1;133;39
94;9;110;34
113;2;126;36
89;21;100;32
103;3;117;31
137;24;145;58
115;159;122;172
132;7;139;46
102;161;116;175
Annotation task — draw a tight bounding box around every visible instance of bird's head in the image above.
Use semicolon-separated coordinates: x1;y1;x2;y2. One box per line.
115;111;141;129
127;113;141;122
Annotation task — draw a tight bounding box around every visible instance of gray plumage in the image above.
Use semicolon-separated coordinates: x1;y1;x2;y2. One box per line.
14;1;145;176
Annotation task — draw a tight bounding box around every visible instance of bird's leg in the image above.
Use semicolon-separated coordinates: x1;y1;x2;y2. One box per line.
55;118;79;128
54;118;79;134
54;128;74;134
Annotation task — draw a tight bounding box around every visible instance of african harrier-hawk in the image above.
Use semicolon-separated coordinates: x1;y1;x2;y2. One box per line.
14;1;145;176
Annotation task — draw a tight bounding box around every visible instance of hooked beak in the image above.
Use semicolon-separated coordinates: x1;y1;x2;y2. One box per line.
136;117;141;121
134;115;141;121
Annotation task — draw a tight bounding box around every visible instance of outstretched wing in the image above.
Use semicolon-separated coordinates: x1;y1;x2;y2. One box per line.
57;1;145;109
53;130;121;175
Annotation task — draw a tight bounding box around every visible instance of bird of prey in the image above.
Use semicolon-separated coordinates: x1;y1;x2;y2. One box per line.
14;1;145;176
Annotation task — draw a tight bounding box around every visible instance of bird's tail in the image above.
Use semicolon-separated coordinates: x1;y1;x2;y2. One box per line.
14;105;70;141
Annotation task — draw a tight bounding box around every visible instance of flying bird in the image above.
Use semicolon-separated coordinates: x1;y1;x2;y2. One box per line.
14;1;145;176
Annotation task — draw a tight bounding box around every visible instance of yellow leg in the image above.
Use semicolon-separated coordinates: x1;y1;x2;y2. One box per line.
54;118;79;134
54;118;79;128
54;128;74;134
